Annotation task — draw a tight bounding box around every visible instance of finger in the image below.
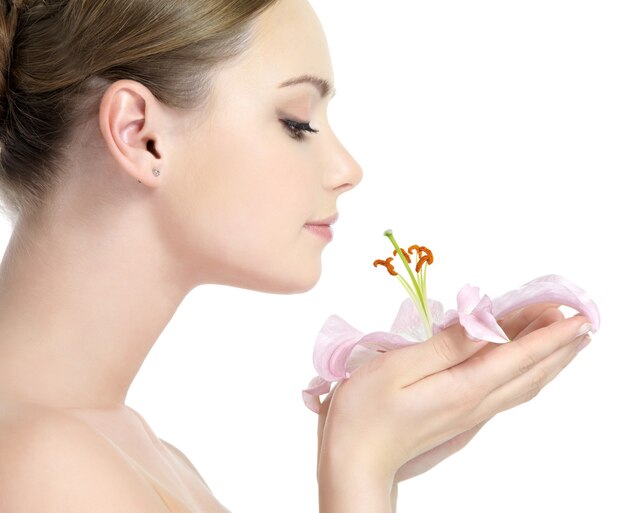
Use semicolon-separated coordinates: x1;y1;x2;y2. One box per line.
475;333;588;421
513;306;564;340
498;302;562;340
385;303;565;388
470;306;564;360
383;322;490;388
457;315;591;398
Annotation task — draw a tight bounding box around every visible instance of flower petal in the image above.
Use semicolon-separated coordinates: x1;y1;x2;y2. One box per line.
309;322;415;410
458;293;509;343
429;300;445;327
456;284;482;313
390;298;422;339
313;315;364;382
470;293;509;342
434;286;509;342
433;308;460;335
391;298;446;341
302;376;332;413
491;274;601;332
344;331;415;376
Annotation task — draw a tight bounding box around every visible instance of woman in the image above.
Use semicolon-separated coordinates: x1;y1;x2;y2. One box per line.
0;0;592;511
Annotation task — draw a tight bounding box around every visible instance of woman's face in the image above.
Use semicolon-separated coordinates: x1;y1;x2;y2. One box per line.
162;0;362;293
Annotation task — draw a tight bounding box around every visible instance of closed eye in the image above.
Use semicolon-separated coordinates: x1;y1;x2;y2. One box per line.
280;118;319;141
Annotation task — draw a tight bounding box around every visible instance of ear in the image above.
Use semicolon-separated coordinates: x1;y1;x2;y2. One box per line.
98;80;164;187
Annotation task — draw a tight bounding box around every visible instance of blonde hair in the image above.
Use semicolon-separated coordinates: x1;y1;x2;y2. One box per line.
0;0;278;221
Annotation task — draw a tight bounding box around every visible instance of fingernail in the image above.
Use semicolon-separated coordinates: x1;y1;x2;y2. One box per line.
576;334;592;353
576;322;592;337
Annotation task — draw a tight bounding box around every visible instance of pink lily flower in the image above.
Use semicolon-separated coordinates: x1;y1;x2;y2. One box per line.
303;231;600;414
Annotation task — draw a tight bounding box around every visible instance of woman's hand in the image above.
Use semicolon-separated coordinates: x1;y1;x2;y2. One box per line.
316;303;591;509
392;303;567;482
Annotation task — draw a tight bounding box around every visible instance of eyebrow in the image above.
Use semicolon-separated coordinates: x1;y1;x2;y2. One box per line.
278;74;336;99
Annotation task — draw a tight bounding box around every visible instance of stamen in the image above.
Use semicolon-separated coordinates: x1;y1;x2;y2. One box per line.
380;230;435;340
373;257;398;276
408;245;421;257
409;245;434;273
393;248;411;263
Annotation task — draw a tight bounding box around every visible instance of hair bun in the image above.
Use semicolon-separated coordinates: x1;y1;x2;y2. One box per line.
1;0;21;128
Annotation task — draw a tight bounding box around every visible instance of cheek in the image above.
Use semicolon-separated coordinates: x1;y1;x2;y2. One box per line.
165;122;322;290
198;134;314;234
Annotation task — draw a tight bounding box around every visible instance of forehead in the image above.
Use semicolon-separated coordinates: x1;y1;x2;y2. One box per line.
220;0;334;91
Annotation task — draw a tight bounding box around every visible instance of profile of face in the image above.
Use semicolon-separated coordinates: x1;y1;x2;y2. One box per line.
150;0;362;294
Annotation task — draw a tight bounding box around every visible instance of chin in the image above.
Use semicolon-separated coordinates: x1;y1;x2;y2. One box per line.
261;274;321;295
248;265;322;295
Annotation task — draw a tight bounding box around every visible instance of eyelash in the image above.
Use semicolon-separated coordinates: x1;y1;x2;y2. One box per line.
280;118;319;141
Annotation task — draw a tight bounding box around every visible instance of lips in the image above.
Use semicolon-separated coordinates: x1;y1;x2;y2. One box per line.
306;213;339;226
304;213;337;243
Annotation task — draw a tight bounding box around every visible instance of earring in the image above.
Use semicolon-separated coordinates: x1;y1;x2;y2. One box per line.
137;169;160;183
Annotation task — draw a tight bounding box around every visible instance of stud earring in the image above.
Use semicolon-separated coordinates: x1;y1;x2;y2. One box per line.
152;168;161;177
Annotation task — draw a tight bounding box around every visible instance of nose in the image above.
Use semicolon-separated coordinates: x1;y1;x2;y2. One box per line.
324;133;363;194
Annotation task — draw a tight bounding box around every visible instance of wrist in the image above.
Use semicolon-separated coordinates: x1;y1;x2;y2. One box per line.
318;451;395;513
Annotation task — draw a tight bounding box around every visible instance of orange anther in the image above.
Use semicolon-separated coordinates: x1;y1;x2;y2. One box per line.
408;245;421;258
414;246;434;273
373;257;398;276
393;248;411;263
421;246;433;264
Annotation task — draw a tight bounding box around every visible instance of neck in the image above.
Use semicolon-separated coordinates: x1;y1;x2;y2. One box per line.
0;199;194;410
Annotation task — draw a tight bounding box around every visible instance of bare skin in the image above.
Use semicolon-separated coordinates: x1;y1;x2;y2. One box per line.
0;0;591;511
0;0;363;510
0;0;361;510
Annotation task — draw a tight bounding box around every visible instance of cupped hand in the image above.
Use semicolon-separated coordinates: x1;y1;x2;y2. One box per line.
316;302;591;487
317;303;557;482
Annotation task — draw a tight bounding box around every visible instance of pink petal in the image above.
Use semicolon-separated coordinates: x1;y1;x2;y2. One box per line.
467;294;509;342
429;300;445;327
433;308;460;335
344;345;386;374
302;376;332;413
304;330;414;413
390;298;446;341
491;274;600;332
313;315;364;382
458;312;509;344
344;332;415;375
437;286;509;342
357;331;416;351
456;284;482;313
390;298;422;338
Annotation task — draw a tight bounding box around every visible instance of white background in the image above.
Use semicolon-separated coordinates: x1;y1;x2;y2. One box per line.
1;1;624;511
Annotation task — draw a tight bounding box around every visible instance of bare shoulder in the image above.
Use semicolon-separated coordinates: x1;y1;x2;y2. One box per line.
159;438;211;488
123;406;212;491
0;403;170;513
157;440;234;513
